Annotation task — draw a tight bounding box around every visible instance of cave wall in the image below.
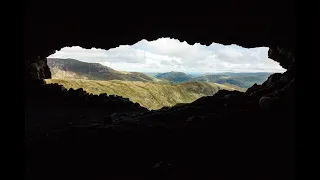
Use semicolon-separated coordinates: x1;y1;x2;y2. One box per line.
24;0;295;78
268;46;296;69
26;56;51;79
24;3;296;178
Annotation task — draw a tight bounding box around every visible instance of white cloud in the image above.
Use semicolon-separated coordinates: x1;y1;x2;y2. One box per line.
48;37;285;73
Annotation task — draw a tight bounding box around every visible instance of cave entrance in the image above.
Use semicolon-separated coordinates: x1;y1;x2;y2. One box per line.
45;38;285;110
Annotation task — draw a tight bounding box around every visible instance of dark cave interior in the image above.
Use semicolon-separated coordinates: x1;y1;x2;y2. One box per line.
25;1;296;179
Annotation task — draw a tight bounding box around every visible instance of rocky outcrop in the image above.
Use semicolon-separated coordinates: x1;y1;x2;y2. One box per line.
26;56;51;80
268;47;295;69
25;81;148;140
26;68;296;180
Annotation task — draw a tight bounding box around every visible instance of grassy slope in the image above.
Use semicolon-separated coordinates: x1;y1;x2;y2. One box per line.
46;79;245;110
47;58;159;82
48;58;270;88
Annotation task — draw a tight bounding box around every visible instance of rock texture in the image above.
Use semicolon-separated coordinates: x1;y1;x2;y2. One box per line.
268;46;296;69
26;56;51;79
24;1;295;68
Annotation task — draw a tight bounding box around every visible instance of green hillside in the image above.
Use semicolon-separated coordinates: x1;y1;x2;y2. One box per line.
45;58;267;109
47;58;159;82
46;79;245;110
47;58;270;88
155;71;192;83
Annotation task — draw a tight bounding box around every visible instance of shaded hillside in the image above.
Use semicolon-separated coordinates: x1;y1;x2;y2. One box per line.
47;58;156;82
153;71;272;88
193;73;271;88
46;79;244;110
155;71;192;83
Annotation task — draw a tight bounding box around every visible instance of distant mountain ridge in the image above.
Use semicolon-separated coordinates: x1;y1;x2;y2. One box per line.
47;58;272;88
154;71;192;83
45;58;266;109
47;58;157;82
193;74;271;88
154;71;271;88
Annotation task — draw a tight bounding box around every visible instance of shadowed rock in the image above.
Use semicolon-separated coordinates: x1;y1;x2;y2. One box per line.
25;10;295;180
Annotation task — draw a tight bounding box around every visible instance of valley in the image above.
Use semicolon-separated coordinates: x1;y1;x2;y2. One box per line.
46;79;244;109
46;58;269;109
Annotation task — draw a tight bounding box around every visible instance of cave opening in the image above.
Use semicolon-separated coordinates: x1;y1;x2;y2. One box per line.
44;37;285;110
25;9;296;179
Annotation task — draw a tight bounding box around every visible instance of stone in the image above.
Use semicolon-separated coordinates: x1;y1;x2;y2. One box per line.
134;102;141;108
262;73;282;88
268;47;295;69
26;57;52;80
60;86;67;92
75;88;86;97
259;97;279;111
161;106;170;110
246;83;261;95
99;93;107;98
69;88;75;93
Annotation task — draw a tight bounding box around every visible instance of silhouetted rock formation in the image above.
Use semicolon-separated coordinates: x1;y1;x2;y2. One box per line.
26;56;51;79
269;46;295;69
25;80;148;141
25;57;296;179
24;9;295;180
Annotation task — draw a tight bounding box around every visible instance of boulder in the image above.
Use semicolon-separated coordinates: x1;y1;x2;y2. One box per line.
75;88;86;97
246;83;261;95
68;88;75;93
134;102;141;108
259;97;278;112
161;106;170;110
99;93;107;98
262;73;282;88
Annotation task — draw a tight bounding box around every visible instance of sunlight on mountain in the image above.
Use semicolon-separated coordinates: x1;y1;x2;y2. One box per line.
46;38;284;109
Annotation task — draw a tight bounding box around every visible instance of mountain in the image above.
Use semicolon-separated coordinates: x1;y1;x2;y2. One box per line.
47;58;157;82
216;72;272;77
47;58;271;88
46;79;245;110
154;71;192;83
193;73;272;88
142;72;159;77
152;71;271;88
45;58;256;109
186;72;204;77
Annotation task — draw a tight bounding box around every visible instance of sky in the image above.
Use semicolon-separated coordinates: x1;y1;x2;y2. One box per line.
48;37;285;73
